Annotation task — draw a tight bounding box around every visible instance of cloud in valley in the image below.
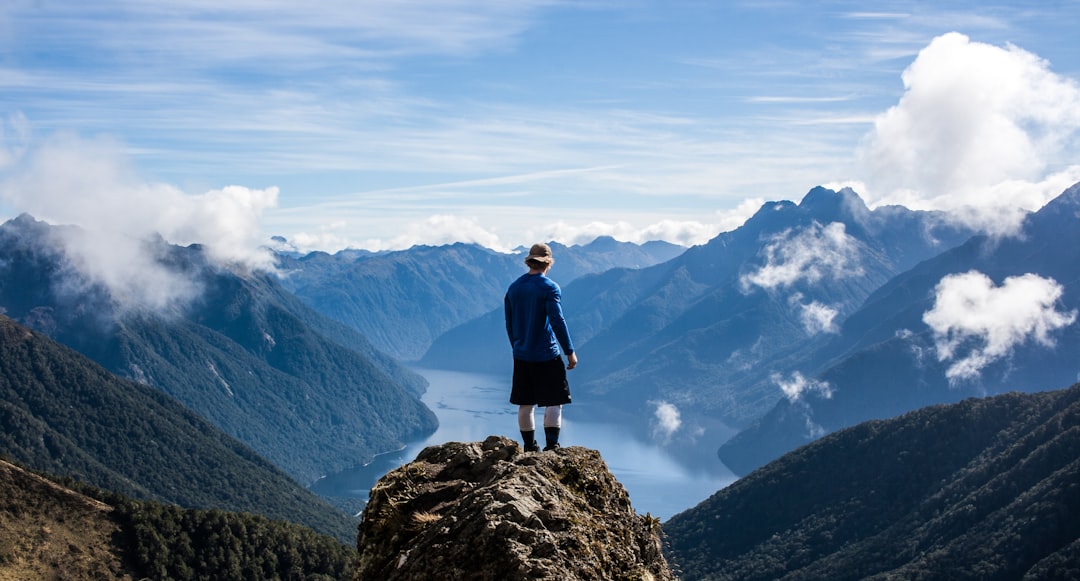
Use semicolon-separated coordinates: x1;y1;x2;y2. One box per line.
741;222;863;291
0;133;278;311
790;293;840;335
649;400;682;444
772;371;832;440
923;270;1077;381
858;32;1080;236
772;371;833;403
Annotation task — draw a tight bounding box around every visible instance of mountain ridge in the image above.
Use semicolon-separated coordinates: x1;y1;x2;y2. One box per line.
665;383;1080;580
421;186;976;450
0;215;437;485
275;236;685;361
719;180;1080;474
0;314;357;541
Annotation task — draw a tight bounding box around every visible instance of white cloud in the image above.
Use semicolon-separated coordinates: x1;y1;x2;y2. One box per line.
54;226;202;314
351;201;752;253
858;32;1080;236
790;293;840;335
0;133;278;310
741;221;863;291
772;371;833;403
649;400;682;444
539;218;712;249
923;270;1077;381
361;214;506;252
18;1;558;66
715;197;766;234
281;221;352;254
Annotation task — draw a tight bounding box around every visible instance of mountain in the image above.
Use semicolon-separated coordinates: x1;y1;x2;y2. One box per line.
275;237;685;361
664;384;1080;580
0;214;437;485
422;187;974;439
355;436;673;580
0;459;356;579
719;181;1080;474
0;315;356;541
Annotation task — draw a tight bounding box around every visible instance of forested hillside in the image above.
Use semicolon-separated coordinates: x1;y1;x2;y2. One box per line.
664;384;1080;580
0;458;355;580
0;214;437;484
0;315;357;542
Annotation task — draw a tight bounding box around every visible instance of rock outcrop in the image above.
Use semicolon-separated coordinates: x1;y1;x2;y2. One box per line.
355;436;673;580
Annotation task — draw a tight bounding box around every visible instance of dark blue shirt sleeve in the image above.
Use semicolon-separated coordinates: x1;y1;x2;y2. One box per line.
547;285;574;356
504;292;514;344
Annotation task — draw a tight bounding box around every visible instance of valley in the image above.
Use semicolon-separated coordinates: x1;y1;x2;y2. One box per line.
2;182;1079;578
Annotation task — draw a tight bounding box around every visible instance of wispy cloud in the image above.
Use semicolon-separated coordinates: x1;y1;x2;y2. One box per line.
923;270;1077;381
1;133;278;310
790;293;840;335
840;12;910;20
746;95;856;104
772;371;833;403
3;3;1079;253
741;222;863;291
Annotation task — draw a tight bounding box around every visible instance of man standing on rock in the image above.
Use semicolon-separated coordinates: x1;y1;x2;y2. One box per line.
504;242;578;452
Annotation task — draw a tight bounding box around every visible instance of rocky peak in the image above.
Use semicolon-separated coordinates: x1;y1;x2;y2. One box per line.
356;435;674;581
799;185;872;230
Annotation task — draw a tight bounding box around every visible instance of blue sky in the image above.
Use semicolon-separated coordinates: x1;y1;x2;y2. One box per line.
2;1;1080;254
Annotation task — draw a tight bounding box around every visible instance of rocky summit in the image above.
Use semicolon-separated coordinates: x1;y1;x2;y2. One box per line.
355;435;673;580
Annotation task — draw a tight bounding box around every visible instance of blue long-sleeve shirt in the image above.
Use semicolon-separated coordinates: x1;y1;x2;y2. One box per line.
504;273;575;362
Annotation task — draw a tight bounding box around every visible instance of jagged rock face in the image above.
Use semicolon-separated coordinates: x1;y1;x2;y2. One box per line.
356;436;673;581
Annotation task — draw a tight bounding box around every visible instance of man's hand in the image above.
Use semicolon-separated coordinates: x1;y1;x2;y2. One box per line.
566;352;578;370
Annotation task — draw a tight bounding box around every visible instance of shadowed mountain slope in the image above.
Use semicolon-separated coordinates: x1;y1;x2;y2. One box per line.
0;214;436;485
665;384;1080;580
0;315;357;541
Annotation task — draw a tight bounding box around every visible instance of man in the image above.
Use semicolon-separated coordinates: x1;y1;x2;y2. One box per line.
504;242;578;452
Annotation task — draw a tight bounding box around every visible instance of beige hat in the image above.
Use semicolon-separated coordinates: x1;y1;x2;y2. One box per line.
525;242;554;265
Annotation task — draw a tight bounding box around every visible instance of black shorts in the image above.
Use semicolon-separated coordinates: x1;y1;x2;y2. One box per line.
510;357;572;406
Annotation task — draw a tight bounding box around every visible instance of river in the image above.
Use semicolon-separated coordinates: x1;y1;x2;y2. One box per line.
311;367;736;520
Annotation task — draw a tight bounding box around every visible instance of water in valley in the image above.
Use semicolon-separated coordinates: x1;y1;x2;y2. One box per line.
312;368;736;520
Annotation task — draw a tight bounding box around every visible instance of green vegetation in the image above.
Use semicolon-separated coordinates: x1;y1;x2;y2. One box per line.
110;498;355;580
1;458;356;580
664;385;1080;580
0;216;437;487
0;315;358;542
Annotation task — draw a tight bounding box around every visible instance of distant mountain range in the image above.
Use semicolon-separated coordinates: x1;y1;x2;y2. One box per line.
719;181;1080;474
5;181;1077;522
0;315;356;541
3;185;1078;577
275;237;684;361
665;383;1080;580
0;214;437;485
420;187;977;457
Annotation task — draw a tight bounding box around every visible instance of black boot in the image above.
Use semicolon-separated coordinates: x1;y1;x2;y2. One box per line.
521;430;539;452
543;427;561;451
